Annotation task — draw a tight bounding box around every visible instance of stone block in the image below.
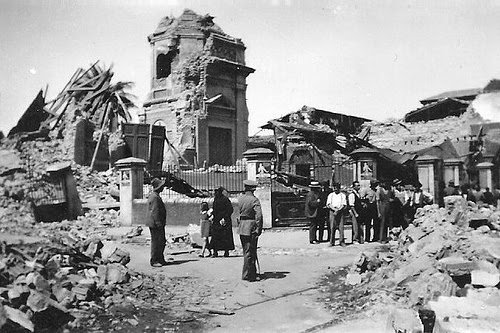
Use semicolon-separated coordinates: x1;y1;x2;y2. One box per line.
394;256;435;285
471;268;500;287
0;305;34;332
106;263;129;285
437;256;475;276
385;308;423;333
346;272;362;285
429;294;500;333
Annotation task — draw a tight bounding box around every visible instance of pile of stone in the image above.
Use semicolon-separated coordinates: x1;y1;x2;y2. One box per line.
365;110;483;151
0;228;132;332
347;196;500;332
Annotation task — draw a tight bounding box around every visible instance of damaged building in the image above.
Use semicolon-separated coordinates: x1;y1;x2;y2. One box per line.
261;105;371;183
140;9;255;167
362;78;500;200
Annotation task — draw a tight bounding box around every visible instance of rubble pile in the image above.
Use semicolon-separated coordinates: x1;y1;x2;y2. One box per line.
0;227;133;332
365;110;483;151
345;196;500;331
0;136;119;210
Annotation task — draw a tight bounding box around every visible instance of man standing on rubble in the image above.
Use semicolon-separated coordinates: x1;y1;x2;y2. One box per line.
238;180;263;282
146;178;167;267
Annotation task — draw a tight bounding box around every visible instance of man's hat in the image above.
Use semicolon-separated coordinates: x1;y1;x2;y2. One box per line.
370;179;379;186
243;180;258;188
151;178;166;191
448;180;455;185
309;181;321;188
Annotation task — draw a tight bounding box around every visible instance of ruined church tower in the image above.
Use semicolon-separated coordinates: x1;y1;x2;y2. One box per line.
141;9;255;166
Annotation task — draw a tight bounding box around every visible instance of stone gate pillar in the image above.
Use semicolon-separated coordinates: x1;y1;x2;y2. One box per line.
416;155;442;202
243;148;274;229
115;157;147;226
349;148;379;189
477;162;494;190
443;158;462;186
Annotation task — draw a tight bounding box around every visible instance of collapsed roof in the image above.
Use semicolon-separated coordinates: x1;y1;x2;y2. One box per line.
8;61;135;138
406;79;500;123
262;105;371;154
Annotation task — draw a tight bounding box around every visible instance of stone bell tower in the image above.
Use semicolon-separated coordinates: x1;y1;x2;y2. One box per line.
141;9;255;167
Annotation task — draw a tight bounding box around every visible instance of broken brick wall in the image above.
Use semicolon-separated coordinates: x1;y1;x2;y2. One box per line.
142;9;253;167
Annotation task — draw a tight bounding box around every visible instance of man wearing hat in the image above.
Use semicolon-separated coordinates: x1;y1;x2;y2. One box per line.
348;181;364;244
305;181;322;244
361;179;379;242
326;182;347;246
238;180;263;282
146;178;167;267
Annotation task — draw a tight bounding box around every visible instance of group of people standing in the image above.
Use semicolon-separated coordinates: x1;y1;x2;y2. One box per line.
442;180;500;206
305;179;433;246
199;180;263;282
199;187;235;258
146;178;263;283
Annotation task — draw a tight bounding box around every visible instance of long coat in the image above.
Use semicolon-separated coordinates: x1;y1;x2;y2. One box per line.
210;195;235;251
305;190;320;218
146;192;166;228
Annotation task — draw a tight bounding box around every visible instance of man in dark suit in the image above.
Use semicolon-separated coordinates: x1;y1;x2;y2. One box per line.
238;180;263;282
305;181;322;244
146;178;167;267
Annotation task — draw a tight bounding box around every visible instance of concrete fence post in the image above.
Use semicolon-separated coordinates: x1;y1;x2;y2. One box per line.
115;157;147;226
243;148;274;229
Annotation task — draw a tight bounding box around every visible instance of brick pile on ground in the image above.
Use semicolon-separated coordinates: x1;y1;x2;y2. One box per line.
342;196;500;332
0;136;118;211
0;226;133;332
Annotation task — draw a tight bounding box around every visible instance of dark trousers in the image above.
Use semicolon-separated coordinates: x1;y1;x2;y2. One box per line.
318;210;330;241
240;234;259;281
149;226;166;265
364;203;378;242
309;216;321;242
379;203;391;242
329;210;345;245
351;211;364;243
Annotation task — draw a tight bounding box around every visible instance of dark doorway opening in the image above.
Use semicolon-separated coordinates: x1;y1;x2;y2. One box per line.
209;127;232;165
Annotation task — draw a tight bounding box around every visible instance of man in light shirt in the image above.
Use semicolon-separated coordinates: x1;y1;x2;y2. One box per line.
326;182;347;246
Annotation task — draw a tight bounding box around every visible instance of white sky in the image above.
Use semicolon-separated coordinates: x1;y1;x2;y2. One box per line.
1;0;500;136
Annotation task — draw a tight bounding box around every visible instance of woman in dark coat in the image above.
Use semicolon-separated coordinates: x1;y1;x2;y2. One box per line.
210;187;235;257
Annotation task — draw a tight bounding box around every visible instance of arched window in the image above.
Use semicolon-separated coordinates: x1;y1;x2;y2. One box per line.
156;53;172;78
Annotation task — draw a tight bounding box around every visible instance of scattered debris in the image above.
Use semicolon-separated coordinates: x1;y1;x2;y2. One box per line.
342;196;500;331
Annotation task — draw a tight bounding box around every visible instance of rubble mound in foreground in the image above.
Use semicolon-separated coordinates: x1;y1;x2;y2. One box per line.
349;196;500;332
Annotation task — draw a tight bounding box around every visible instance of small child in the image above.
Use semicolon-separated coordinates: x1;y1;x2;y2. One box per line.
199;202;212;258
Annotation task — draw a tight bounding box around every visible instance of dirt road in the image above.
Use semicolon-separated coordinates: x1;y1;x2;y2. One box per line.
117;227;387;332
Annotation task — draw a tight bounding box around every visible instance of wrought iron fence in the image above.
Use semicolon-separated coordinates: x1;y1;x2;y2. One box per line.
144;166;248;199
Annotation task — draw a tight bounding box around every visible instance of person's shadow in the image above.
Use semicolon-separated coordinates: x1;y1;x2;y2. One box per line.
258;271;290;280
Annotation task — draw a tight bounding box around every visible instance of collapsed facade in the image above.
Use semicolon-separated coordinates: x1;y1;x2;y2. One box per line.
140;9;255;167
359;79;500;200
